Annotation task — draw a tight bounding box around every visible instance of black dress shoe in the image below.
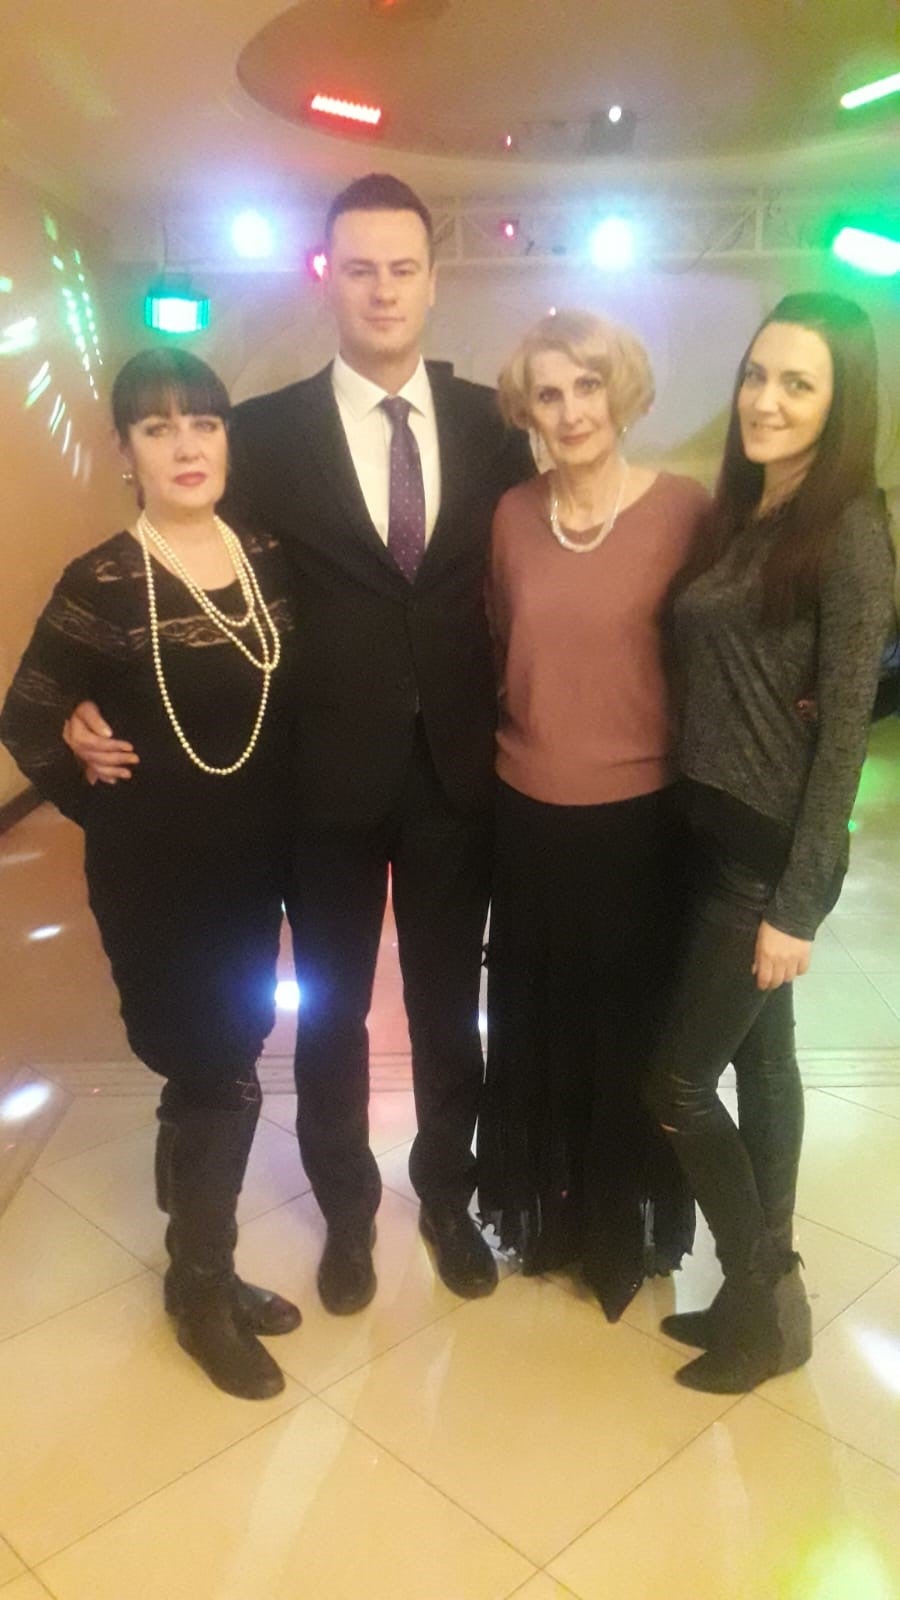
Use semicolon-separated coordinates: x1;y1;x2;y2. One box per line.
419;1206;498;1298
165;1270;301;1336
317;1222;377;1315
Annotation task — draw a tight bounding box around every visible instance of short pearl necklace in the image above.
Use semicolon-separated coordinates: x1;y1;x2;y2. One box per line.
136;512;281;776
548;463;628;553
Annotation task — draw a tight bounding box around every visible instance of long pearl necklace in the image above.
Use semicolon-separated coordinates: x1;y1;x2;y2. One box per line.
548;463;628;553
136;512;281;776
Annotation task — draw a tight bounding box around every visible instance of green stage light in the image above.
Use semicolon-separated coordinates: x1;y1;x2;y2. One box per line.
832;226;900;277
840;72;900;110
143;289;210;334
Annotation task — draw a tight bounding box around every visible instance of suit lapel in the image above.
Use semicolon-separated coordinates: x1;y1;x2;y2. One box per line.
300;365;401;577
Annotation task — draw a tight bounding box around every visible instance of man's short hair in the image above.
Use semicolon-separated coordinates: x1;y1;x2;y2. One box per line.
325;174;435;261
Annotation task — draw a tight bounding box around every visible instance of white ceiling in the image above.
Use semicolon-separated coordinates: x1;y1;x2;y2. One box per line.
0;0;896;218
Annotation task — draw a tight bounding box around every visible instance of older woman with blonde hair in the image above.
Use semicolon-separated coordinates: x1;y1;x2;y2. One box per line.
478;309;710;1318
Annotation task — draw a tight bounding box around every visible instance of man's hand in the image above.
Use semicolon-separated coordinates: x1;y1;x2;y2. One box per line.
63;701;139;785
752;919;812;991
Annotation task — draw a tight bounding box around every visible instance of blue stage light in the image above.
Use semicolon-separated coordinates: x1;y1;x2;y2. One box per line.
588;216;635;270
230;210;276;260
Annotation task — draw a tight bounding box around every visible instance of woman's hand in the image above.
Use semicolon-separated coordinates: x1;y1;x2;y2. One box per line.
752;919;812;991
63;701;139;784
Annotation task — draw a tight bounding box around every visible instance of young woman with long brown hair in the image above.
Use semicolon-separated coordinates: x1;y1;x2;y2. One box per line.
645;292;896;1392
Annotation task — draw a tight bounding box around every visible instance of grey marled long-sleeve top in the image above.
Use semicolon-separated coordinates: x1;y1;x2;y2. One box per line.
673;494;896;938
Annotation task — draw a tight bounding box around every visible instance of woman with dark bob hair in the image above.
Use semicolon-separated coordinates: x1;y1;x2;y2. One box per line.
645;292;896;1392
477;310;711;1319
0;348;301;1399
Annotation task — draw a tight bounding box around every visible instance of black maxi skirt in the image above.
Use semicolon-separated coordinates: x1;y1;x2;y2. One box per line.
477;779;696;1320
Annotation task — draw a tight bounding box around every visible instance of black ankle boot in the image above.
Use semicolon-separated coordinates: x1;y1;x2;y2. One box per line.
675;1254;811;1393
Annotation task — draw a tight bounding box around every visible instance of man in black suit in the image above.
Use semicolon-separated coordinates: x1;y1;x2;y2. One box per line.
65;174;533;1313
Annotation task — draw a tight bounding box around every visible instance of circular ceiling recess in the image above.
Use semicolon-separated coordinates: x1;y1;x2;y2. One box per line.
236;0;895;165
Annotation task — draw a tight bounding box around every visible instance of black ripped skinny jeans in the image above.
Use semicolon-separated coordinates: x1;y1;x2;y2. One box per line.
644;849;805;1280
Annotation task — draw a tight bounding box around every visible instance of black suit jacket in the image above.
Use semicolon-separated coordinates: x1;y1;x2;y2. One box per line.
225;361;534;828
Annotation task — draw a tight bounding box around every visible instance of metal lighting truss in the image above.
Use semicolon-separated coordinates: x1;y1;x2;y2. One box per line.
148;192;897;273
429;193;893;269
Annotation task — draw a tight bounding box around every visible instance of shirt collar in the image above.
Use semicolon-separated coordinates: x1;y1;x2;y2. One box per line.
332;353;431;421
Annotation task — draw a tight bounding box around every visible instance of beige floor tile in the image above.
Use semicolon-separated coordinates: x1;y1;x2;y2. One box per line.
0;1178;142;1341
38;1117;309;1268
261;1088;418;1159
825;914;900;975
796;1092;900;1254
377;1137;417;1202
867;972;900;1018
819;1085;900;1120
0;1577;54;1599
761;1266;900;1475
38;1400;534;1600
323;1273;734;1567
0;1539;24;1586
258;1093;296;1133
549;1396;900;1600
235;1186;461;1392
0;1074;70;1214
0;1578;54;1599
0;1274;305;1566
793;974;900;1050
368;1088;419;1154
506;1578;580;1600
623;1209;897;1348
807;922;861;973
827;849;900;919
34;1095;159;1171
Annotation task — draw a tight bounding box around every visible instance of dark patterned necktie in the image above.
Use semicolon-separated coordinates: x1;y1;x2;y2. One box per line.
381;395;426;583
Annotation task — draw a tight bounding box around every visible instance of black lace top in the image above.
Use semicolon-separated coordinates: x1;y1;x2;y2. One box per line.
0;528;296;827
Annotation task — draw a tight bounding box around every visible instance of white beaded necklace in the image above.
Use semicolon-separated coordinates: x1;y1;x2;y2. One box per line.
136;512;281;776
548;463;628;553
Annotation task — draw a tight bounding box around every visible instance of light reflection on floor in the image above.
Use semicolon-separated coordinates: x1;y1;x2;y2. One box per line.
0;722;898;1598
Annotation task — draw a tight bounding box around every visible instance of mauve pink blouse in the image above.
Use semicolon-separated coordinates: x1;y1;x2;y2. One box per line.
489;470;712;806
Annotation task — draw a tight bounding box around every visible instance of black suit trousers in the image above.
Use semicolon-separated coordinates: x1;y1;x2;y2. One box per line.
285;720;492;1226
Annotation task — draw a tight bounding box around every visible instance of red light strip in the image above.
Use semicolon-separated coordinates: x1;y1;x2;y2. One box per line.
309;94;383;127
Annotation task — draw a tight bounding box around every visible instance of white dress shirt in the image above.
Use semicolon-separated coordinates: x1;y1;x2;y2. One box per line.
331;354;441;545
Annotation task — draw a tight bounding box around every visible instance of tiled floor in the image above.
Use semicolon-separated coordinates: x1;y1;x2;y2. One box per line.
1;722;899;1599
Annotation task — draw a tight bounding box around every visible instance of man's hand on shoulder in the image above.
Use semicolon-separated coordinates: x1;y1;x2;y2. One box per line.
64;701;139;785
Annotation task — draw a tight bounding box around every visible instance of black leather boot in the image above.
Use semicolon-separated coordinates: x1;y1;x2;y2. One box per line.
163;1241;301;1336
175;1264;286;1400
675;1254;811;1393
158;1087;293;1399
661;1278;736;1350
156;1087;300;1339
662;1243;804;1352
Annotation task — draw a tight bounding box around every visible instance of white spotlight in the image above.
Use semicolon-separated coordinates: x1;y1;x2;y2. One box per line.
588;216;635;271
608;105;623;124
230;210;275;260
275;980;301;1011
1;1083;52;1123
